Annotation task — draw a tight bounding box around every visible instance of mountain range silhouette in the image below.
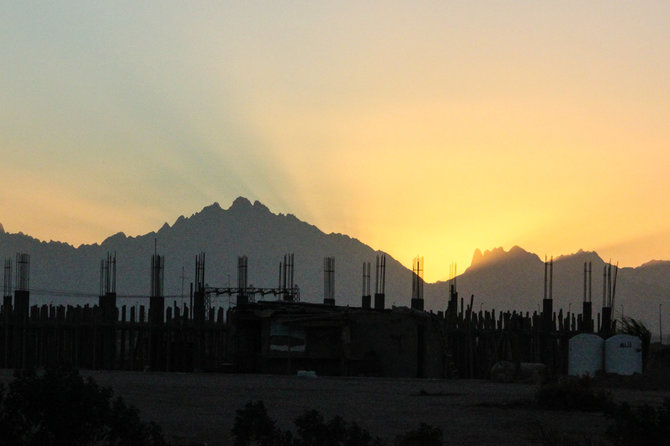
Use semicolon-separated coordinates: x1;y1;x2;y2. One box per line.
1;197;668;335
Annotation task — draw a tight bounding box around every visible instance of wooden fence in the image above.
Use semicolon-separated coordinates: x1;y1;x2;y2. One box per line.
0;292;228;372
0;287;612;378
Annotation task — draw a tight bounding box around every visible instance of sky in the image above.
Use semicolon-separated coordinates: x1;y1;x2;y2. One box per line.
2;1;670;282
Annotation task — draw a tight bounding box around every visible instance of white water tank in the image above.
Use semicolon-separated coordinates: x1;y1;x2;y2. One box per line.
605;334;643;375
568;333;604;376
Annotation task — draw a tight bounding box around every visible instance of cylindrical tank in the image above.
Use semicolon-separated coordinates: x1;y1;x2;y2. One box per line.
605;334;643;375
568;333;604;376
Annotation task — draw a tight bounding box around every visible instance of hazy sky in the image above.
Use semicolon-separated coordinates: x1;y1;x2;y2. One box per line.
2;1;669;281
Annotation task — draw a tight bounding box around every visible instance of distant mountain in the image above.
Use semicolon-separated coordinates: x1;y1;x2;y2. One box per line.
0;197;414;307
1;199;668;336
424;246;670;337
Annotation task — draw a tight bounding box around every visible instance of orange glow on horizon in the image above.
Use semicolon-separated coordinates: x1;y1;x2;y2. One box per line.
1;2;669;281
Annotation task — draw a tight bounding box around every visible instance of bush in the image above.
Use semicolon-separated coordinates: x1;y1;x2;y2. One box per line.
535;376;613;412
232;401;437;446
529;421;608;446
0;368;166;446
292;410;386;446
605;398;670;446
393;423;442;446
293;410;344;446
232;400;289;446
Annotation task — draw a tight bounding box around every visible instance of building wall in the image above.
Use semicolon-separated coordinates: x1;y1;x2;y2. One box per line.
231;303;446;378
349;311;445;378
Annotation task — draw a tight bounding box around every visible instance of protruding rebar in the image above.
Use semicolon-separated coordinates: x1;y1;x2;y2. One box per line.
602;265;607;308
15;253;29;292
549;256;553;300
544;255;548;301
238;256;248;292
324;257;335;304
194;253;205;293
583;262;587;303
412;256;424;301
588;262;592;303
100;252;117;296
3;258;12;297
611;262;618;310
151;253;165;298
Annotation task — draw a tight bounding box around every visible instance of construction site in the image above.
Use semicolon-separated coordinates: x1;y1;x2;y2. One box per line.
0;250;625;379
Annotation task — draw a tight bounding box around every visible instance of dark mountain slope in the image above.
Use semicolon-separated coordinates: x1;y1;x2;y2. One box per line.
0;198;413;307
1;201;668;334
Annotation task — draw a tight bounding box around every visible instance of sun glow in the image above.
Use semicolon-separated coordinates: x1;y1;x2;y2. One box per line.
2;2;670;281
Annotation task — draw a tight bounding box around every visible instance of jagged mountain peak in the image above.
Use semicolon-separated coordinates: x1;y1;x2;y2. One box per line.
229;197;251;210
101;231;127;245
227;197;273;216
252;200;270;213
201;201;223;213
183;201;226;226
508;245;529;256
638;259;670;269
173;215;187;226
554;249;603;264
471;248;483;261
469;245;534;271
0;222;4;233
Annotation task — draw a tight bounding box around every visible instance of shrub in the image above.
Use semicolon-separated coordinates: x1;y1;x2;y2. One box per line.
293;410;345;446
231;401;437;446
529;421;608;446
232;400;289;446
605;398;670;446
393;423;442;446
535;376;613;412
292;410;386;446
0;368;166;446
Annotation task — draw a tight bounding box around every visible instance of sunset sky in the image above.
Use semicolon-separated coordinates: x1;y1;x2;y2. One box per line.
2;1;669;281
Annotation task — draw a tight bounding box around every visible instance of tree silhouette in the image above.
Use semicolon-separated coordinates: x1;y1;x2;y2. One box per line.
0;368;166;446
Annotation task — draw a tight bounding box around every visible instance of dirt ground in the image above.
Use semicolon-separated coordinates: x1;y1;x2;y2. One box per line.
2;369;670;446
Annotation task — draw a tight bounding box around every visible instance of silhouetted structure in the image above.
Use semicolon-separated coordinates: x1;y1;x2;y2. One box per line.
580;261;594;332
98;252;117;369
411;256;424;311
0;251;621;378
374;254;386;311
323;257;335;306
361;261;371;309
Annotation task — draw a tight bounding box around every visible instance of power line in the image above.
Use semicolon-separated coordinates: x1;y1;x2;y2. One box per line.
27;289;185;299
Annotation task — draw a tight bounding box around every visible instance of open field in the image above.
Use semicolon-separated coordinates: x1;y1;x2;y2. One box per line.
2;370;670;445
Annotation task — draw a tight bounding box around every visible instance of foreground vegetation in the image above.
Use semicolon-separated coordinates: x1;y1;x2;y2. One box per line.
2;368;670;445
0;368;166;446
535;376;613;412
533;375;670;446
232;400;443;446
